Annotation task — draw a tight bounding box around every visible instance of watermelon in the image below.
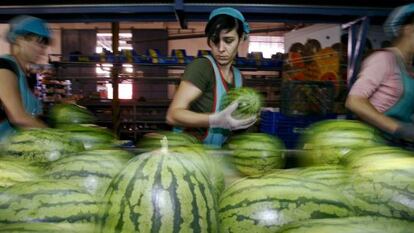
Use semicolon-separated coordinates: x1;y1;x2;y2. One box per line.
225;133;286;176
136;131;200;150
44;149;133;196
49;103;96;126
343;146;413;169
98;141;218;233
219;172;355;233
0;222;96;233
0;180;102;225
342;147;414;220
0;156;42;188
298;165;350;187
297;119;385;165
0;128;84;162
277;216;414;233
168;145;225;198
57;124;117;150
220;87;263;119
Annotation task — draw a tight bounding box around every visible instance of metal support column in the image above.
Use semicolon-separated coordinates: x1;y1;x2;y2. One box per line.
174;0;187;29
343;16;370;89
111;22;121;135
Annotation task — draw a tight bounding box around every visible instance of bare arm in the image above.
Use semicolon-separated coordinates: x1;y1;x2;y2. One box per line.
0;69;46;128
345;95;399;133
166;80;211;128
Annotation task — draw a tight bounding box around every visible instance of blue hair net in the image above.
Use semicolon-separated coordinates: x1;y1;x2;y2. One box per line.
383;3;414;37
7;15;51;43
208;7;250;34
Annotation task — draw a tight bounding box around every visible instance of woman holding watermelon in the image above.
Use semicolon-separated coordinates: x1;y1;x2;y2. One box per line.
0;15;52;141
346;3;414;145
167;7;256;147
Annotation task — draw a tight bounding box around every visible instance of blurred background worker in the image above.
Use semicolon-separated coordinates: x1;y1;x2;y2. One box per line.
346;3;414;146
0;15;52;141
166;7;256;147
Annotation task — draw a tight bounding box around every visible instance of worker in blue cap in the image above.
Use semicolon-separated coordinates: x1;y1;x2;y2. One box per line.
0;15;52;140
346;3;414;147
167;7;255;147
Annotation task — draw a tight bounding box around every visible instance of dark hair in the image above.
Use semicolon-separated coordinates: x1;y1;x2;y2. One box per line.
205;14;244;45
23;33;50;45
402;13;414;26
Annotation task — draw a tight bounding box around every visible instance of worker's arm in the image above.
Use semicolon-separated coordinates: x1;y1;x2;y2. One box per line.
345;95;399;133
166;80;255;130
166;80;210;127
0;69;46;128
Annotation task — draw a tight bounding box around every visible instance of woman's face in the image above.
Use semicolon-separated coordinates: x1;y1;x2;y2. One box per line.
209;28;241;66
18;36;48;64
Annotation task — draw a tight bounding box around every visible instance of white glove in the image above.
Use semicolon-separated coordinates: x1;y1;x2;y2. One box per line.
208;101;257;130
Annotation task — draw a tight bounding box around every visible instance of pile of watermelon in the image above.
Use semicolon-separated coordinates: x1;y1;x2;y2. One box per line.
49;103;118;149
1;103;414;233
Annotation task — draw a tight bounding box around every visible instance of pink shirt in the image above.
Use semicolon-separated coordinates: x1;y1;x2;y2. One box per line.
349;49;403;113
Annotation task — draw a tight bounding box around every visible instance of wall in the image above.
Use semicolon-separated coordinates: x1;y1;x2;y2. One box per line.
284;24;341;51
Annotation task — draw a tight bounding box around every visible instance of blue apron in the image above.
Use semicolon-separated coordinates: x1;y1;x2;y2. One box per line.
384;49;414;146
175;55;242;147
0;55;42;141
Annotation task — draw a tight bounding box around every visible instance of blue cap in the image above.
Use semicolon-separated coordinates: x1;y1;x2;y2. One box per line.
208;7;250;34
384;3;414;37
7;15;51;43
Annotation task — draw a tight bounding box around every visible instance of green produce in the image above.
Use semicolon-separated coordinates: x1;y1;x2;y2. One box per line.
0;128;84;162
225;133;285;176
44;149;132;196
0;180;102;225
297;119;385;165
136;130;200;150
49;103;96;126
298;165;350;187
220;87;263;119
219;172;355;233
58;124;117;150
99;140;218;233
0;222;96;233
0;156;41;188
277;216;414;233
169;145;225;197
343;147;414;220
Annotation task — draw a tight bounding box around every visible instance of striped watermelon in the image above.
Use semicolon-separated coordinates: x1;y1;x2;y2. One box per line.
0;128;84;162
168;145;225;197
219;172;355;233
297;120;385;165
0;156;42;188
342;146;414;220
220;87;263;119
49;103;96;126
277;216;414;233
57;124;117;150
136;131;200;150
0;222;96;233
0;180;102;225
298;165;350;187
225;133;285;176
343;146;413;169
44;149;132;196
98;143;218;232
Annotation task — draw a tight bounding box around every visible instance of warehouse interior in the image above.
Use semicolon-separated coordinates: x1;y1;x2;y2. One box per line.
0;1;411;142
1;1;414;232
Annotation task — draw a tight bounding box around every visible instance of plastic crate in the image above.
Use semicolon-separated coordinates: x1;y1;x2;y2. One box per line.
280;80;335;116
260;109;339;148
171;49;194;64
